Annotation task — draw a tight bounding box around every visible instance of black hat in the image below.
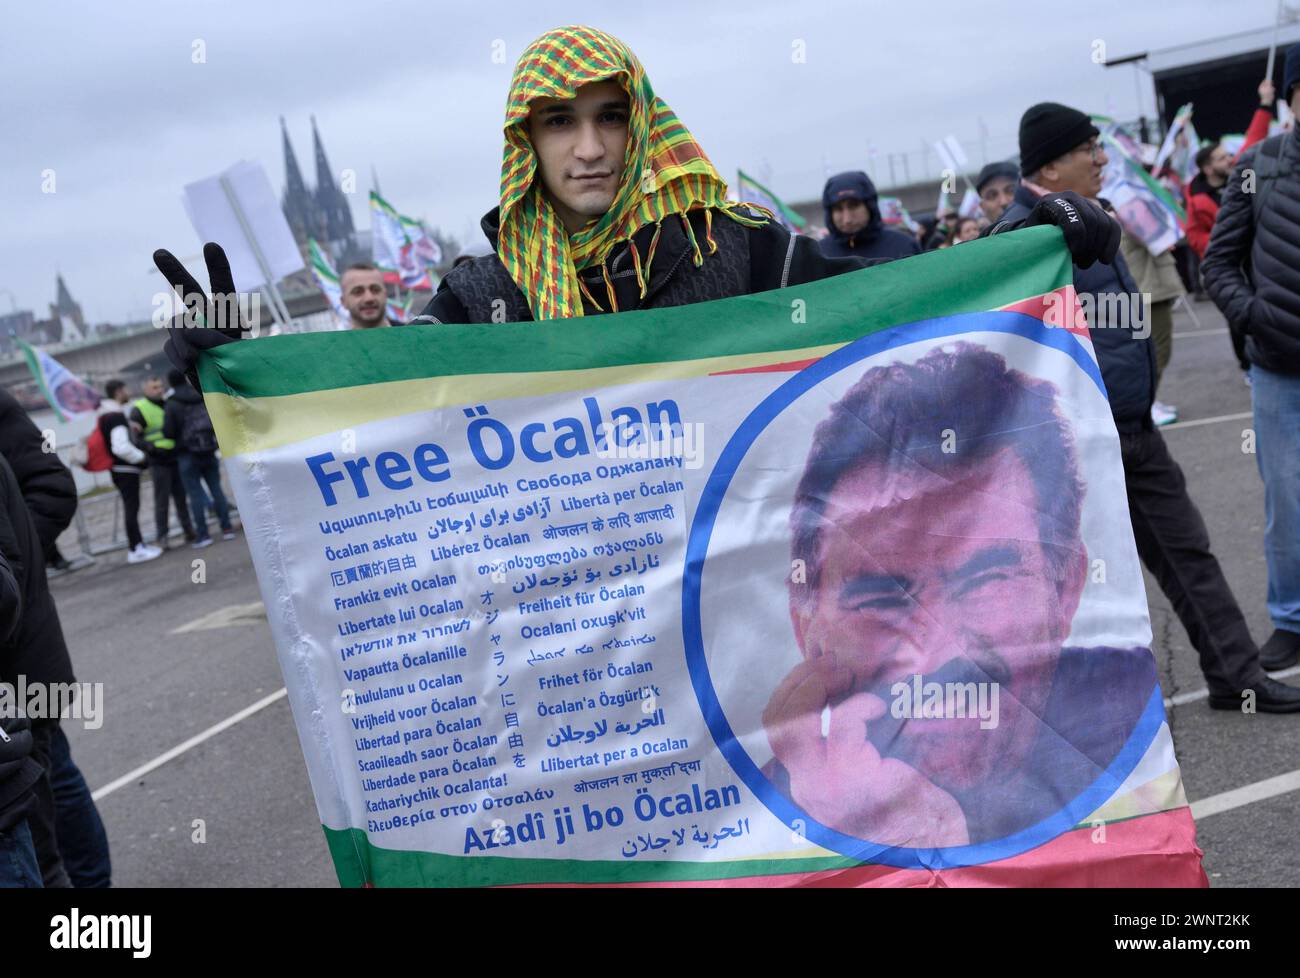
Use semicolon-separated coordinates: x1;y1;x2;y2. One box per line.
1019;102;1100;177
975;161;1019;193
1285;42;1300;102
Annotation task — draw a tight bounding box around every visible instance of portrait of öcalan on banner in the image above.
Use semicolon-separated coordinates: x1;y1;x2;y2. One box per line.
199;229;1204;887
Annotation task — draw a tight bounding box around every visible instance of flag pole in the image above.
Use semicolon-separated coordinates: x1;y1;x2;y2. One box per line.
1266;0;1284;80
218;175;292;334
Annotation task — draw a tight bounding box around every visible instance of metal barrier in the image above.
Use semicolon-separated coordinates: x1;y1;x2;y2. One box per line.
58;457;242;563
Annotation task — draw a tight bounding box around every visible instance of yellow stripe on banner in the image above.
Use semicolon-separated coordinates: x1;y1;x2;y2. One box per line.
1082;769;1189;826
205;342;849;457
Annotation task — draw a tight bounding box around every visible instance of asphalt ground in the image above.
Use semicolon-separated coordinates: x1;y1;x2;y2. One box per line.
44;296;1298;888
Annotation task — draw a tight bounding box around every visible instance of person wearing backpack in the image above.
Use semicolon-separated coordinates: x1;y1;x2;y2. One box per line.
162;369;234;549
1202;42;1300;672
98;379;161;564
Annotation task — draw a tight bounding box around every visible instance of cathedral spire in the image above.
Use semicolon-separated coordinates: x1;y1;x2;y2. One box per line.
280;116;321;246
312;116;355;243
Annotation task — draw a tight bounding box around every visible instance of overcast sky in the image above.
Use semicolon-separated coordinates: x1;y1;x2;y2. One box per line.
0;0;1282;325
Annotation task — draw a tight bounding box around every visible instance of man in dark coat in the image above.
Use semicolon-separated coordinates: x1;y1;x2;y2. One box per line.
0;387;77;570
0;543;43;887
991;101;1300;712
818;170;922;261
0;448;112;886
1202;43;1300;671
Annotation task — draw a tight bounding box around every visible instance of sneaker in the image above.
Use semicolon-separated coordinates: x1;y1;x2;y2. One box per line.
1261;628;1300;671
221;530;237;541
1150;401;1178;426
127;544;163;564
191;537;214;550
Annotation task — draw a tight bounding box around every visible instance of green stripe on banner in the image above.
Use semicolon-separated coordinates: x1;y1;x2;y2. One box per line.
198;226;1072;399
323;825;859;887
324;805;1166;886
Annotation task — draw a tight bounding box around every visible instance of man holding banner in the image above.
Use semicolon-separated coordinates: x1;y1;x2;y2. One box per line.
151;27;1207;889
156;27;1111;357
995;101;1300;712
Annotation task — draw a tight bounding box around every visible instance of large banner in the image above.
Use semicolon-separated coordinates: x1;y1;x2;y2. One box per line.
201;227;1205;887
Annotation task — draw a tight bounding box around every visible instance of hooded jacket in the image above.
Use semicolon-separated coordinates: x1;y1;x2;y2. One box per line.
1001;183;1154;431
162;383;214;453
818;171;922;261
413;205;874;325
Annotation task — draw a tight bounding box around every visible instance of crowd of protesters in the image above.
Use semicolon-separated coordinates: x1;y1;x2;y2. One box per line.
3;25;1299;887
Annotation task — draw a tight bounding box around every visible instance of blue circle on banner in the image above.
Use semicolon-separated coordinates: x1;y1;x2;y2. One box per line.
681;310;1167;869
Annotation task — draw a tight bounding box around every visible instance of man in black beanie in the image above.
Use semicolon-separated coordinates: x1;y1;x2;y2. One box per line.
991;101;1300;713
975;161;1019;223
1203;42;1300;673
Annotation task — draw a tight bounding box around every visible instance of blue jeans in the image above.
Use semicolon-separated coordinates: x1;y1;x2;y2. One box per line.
0;820;42;888
178;452;232;542
48;725;112;888
1252;365;1300;633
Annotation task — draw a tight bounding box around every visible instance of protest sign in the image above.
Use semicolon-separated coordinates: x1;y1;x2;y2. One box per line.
200;227;1205;887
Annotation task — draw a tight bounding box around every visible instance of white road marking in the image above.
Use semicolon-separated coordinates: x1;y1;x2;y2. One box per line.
1191;768;1300;821
1171;327;1229;338
1160;411;1252;432
90;687;288;802
171;601;267;634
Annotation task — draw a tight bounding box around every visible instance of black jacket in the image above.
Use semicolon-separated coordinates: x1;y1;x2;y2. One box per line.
0;549;41;834
412;206;872;325
1201;130;1300;375
818;171;922;261
1000;184;1154;431
0;453;74;691
162;383;211;452
0;388;78;551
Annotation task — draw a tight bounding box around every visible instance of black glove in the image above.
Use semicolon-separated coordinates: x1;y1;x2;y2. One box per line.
153;242;252;391
1022;191;1120;269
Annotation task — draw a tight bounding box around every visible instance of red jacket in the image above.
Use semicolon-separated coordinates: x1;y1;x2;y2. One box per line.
1185;107;1273;258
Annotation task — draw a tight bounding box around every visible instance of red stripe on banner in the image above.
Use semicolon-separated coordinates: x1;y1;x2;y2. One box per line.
711;286;1088;379
510;808;1206;888
999;285;1088;338
711;356;822;377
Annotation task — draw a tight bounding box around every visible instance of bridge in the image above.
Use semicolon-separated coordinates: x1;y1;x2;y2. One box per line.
0;288;345;396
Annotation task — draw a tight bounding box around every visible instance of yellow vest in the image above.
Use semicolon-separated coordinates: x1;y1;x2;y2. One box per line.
133;397;175;452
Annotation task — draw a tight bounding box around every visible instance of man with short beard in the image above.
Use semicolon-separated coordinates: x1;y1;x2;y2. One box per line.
340;262;393;329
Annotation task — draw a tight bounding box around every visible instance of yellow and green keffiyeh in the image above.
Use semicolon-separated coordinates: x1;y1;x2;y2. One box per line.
498;25;770;320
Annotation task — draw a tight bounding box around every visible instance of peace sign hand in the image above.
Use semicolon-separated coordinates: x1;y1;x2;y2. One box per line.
153;242;253;390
